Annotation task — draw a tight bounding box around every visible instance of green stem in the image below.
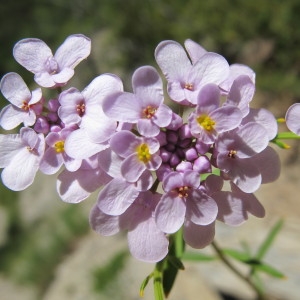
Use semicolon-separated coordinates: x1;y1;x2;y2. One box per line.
153;260;165;300
174;227;184;258
211;240;266;300
274;131;300;140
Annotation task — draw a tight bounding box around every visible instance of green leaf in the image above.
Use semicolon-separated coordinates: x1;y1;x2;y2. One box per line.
254;263;286;279
222;248;252;262
162;260;179;298
255;219;284;260
182;251;216;262
168;255;185;270
275;131;300;140
252;271;265;294
139;273;153;298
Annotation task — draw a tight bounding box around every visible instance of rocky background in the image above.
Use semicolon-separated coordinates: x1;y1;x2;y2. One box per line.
1;1;300;299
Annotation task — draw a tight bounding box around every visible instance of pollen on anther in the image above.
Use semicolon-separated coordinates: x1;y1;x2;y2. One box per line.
76;102;86;117
21;101;30;111
54;141;65;153
228;150;237;158
142;106;157;119
184;83;194;91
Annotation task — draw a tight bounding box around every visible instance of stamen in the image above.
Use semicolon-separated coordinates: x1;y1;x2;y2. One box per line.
184;83;194;90
177;186;190;198
54;141;65;153
136;143;151;163
228;150;237;158
142;106;157;119
21;101;30;111
196;114;216;131
76;102;86;117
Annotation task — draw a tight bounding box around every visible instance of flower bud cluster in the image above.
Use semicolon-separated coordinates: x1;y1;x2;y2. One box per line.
0;35;281;262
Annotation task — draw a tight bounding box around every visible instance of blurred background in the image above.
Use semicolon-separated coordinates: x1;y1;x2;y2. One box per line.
0;0;300;299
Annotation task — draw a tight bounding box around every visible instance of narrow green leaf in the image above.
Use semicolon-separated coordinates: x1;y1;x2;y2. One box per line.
162;261;178;298
222;248;252;262
182;251;216;262
254;263;286;279
252;271;265;294
276;132;300;140
168;255;185;270
139;273;153;298
153;266;164;300
255;219;284;260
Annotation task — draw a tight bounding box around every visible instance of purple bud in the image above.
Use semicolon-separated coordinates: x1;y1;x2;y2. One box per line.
50;125;62;132
165;143;176;152
34;116;50;134
184;147;198;161
179;124;193;139
156;131;167;146
160;149;171;162
48;98;60;112
193;156;212;174
176;161;193;172
178;138;192;148
166;131;178;144
169;153;180;167
195;140;211;154
166;112;183;130
47;112;58;122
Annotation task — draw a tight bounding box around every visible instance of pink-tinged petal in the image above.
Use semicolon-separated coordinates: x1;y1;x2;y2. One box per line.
187;53;229;104
103;92;141;122
20;127;39;148
220;64;256;93
39;148;63;174
128;216;168;263
204;174;223;194
51;67;74;84
98;148;123;178
152;104;173;127
82;73;123;105
182;170;201;189
64;129;109;159
1;147;40;191
97;178;139;215
186;190;218;225
146;137;160;154
286;103;300;135
227;158;262;193
213;191;248;226
109;131;140;157
196;83;220;112
0;72;31;106
252;146;281;184
162;171;184;192
155;194;186;233
242;108;278;140
54;34;91;69
132;66;164;107
29;88;43;105
226;75;255;117
13;39;53;73
57;167;109;203
183;221;215;248
0;105;31;130
137;118;160;137
34;72;56;88
0;134;23;167
82;111;117;144
155;40;192;83
184;39;207;64
236;123;269;157
121;153;146;182
64;155;82;172
211;106;242;132
90;204;121;236
146;154;162;171
135;170;153;191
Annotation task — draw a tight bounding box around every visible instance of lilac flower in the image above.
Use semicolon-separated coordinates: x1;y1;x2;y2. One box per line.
39;127;82;174
285;103;300;135
90;191;169;263
155;170;218;234
103;66;172;137
213;123;269;193
109;130;162;182
188;84;243;144
13;34;91;88
0;72;43;130
0;127;45;191
155;40;230;105
183;39;255;94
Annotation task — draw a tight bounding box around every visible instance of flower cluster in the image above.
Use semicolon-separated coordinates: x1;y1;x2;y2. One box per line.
0;35;282;263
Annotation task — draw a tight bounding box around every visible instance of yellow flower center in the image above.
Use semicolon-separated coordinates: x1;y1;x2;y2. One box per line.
228;150;237;158
54;141;65;153
136;143;151;163
196;114;216;131
21;101;30;111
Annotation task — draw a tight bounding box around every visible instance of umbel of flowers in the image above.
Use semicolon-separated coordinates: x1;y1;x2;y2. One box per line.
1;34;289;265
